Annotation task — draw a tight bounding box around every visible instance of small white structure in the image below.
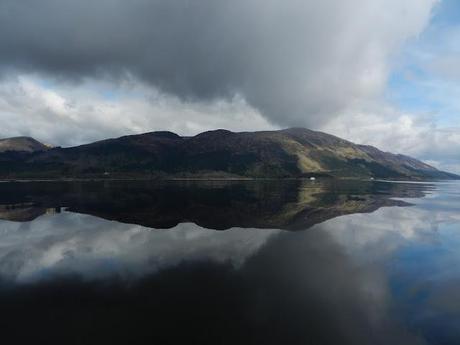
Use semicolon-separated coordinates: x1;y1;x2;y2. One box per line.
309;177;316;181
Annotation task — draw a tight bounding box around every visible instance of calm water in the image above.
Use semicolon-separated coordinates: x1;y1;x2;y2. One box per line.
0;179;459;344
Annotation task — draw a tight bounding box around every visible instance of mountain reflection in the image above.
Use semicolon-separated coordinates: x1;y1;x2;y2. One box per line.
0;180;458;344
0;179;430;230
0;222;427;345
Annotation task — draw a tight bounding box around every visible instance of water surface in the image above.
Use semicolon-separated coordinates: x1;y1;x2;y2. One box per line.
0;179;459;344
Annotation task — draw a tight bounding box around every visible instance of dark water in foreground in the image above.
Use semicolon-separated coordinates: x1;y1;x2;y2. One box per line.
0;179;459;345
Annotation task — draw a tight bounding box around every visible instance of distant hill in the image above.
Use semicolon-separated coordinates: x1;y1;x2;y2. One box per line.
0;128;457;180
0;136;49;153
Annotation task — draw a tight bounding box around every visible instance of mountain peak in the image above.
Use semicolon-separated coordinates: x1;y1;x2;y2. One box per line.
0;136;49;153
146;131;183;140
193;129;234;138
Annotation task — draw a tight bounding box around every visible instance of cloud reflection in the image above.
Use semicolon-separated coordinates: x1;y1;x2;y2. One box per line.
0;181;458;344
0;213;279;282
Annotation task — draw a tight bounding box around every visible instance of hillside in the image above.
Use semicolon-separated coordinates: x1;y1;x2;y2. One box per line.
0;136;49;153
0;128;457;180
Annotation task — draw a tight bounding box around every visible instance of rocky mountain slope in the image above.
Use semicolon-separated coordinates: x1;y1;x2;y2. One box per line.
0;128;457;180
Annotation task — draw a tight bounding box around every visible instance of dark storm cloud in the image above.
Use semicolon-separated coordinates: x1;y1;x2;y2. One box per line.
0;0;436;126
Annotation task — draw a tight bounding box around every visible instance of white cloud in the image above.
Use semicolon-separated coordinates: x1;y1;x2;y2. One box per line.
322;104;460;173
0;75;275;146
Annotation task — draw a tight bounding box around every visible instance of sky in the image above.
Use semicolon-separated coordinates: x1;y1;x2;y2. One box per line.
0;0;459;172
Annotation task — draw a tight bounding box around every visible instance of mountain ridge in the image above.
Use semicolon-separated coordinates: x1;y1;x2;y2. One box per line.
0;128;457;180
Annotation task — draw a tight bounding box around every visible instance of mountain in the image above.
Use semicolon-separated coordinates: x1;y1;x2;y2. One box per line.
0;136;49;153
0;128;457;180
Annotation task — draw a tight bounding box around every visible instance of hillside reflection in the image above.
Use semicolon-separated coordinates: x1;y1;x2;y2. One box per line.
0;180;458;344
0;179;431;230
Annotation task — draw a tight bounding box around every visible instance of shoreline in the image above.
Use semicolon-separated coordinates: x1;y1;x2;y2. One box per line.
0;176;454;183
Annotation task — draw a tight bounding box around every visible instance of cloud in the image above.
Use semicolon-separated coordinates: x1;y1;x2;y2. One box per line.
322;104;460;173
0;74;274;146
0;0;437;128
1;0;456;172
